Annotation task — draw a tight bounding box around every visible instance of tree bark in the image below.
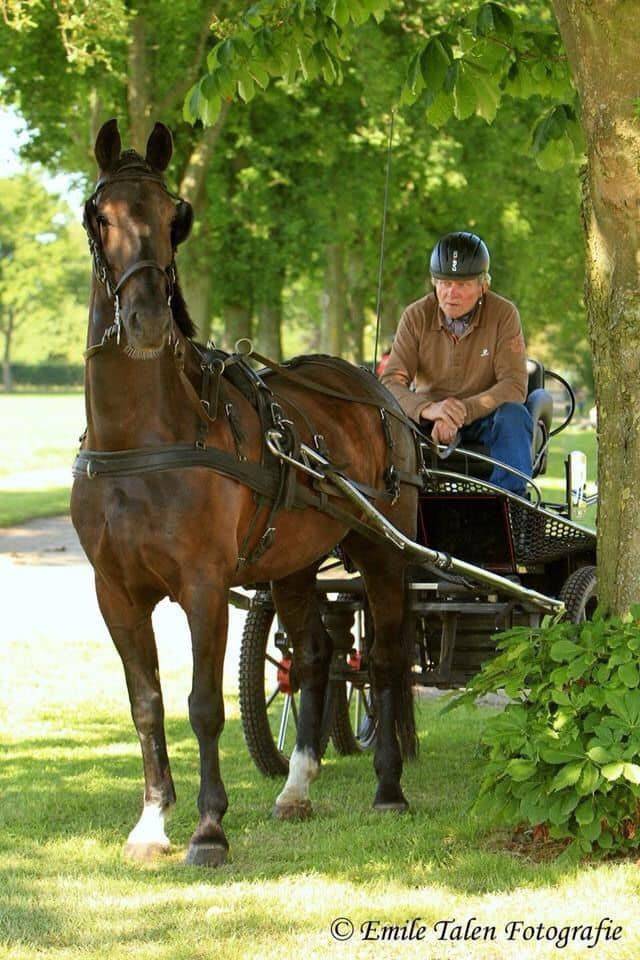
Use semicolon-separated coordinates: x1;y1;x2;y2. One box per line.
551;1;640;614
325;242;347;357
2;308;15;392
127;12;151;151
223;303;252;349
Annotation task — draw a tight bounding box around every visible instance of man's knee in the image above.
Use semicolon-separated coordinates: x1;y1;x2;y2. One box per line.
493;402;533;435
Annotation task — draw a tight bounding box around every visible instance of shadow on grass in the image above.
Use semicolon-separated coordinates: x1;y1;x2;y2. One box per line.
0;703;585;917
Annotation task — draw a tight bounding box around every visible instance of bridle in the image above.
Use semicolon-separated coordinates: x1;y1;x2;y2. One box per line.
83;161;185;347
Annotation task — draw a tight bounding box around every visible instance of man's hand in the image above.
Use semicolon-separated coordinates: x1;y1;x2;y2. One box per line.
431;419;458;446
420;397;467;428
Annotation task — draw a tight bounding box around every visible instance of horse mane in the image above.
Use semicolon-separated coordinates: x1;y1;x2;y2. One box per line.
106;150;196;340
170;261;196;339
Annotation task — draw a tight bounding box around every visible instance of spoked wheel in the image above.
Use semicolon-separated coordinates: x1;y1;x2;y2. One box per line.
238;591;334;777
330;595;377;754
559;565;597;623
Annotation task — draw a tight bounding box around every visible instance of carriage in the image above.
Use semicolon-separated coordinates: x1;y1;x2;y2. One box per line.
232;359;597;776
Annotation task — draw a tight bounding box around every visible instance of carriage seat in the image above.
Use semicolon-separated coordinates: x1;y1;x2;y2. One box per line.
429;359;553;480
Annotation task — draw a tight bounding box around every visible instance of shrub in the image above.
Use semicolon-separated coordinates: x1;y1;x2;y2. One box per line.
455;609;640;858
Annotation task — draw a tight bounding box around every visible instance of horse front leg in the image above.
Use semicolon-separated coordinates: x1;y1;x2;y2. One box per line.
95;577;175;860
182;582;229;867
271;565;329;820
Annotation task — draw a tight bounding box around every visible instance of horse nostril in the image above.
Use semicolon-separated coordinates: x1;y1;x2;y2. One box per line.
129;311;141;334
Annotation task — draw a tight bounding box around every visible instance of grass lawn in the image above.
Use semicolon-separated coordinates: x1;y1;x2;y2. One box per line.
2;618;639;960
0;393;84;526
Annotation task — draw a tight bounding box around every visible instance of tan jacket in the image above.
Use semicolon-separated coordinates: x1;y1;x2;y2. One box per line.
381;290;528;424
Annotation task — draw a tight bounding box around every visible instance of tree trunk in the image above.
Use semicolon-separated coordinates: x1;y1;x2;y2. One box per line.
2;309;15;392
552;1;640;614
127;12;151;151
223;303;252;350
325;243;347;357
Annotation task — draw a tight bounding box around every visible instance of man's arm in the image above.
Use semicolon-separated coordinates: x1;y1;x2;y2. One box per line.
463;307;528;424
381;309;433;422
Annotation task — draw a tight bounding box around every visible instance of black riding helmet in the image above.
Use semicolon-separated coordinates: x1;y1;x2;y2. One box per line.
429;232;490;280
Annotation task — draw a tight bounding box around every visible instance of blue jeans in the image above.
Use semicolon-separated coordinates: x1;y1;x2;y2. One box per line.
461;402;533;495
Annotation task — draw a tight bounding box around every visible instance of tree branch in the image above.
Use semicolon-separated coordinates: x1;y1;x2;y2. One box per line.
179;100;231;212
157;2;218;116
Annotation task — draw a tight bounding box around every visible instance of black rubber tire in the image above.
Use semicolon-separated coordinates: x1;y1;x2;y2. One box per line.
238;591;333;777
559;566;597;623
330;595;377;755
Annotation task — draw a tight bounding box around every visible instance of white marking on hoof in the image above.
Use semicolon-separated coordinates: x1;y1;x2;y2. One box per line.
275;747;319;811
126;802;170;852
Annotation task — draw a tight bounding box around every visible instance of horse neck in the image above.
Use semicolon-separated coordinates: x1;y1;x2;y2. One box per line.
84;283;198;450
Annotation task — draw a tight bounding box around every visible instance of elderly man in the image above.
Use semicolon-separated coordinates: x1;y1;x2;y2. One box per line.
381;231;532;495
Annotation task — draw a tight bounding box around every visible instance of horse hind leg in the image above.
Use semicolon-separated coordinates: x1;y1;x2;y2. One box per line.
270;563;330;820
342;534;417;812
96;577;175;860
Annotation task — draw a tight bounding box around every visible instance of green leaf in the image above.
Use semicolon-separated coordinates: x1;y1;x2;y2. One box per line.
574;797;595;825
540;746;584;765
576;762;601;796
600;762;624;782
549;761;584;792
619;663;639;688
199;93;221;128
237;74;256;103
587;745;612;764
250;62;270;89
623;763;640;784
581;817;602;842
183;82;201;124
425;91;454;128
506;758;537;781
331;0;350;27
453;62;477;120
549;638;581;662
420;38;451;93
470;66;501;122
598;830;614;850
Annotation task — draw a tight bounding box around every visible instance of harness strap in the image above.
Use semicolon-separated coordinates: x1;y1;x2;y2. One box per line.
250;349;408;426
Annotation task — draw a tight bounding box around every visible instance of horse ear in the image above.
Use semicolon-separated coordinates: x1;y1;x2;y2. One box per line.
145;122;173;172
94;118;121;172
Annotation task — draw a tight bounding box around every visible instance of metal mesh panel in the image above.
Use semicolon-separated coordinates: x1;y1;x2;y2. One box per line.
423;473;595;565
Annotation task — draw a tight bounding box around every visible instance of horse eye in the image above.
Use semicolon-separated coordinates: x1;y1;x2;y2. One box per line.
96;213;108;227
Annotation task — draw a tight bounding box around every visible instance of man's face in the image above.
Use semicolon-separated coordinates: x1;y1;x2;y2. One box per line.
434;277;484;319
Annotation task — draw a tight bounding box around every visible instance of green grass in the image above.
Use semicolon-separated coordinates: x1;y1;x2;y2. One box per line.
0;393;85;476
2;629;639;960
0;488;71;527
0;393;84;526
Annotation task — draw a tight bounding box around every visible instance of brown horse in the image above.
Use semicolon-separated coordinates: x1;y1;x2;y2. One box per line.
71;119;419;867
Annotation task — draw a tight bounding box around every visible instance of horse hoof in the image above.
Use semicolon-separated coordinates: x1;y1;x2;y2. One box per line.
184;842;228;867
124;841;170;862
373;800;409;814
273;801;313;821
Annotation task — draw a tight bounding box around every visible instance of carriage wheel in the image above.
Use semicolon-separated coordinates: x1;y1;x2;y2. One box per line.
559;566;598;623
330;595;377;755
238;591;334;777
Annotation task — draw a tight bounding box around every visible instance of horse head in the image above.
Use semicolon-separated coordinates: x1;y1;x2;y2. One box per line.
84;118;194;358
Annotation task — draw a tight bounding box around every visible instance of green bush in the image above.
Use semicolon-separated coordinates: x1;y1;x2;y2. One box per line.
8;364;84;388
456;609;640;858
